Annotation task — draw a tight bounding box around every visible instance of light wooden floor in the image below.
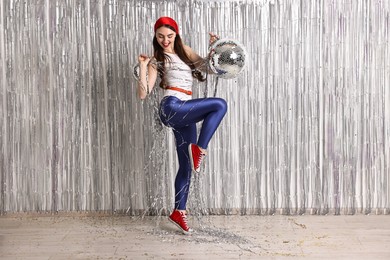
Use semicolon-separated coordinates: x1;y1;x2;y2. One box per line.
0;214;389;259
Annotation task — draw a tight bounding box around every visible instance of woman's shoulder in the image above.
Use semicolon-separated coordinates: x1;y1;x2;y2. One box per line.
147;56;159;68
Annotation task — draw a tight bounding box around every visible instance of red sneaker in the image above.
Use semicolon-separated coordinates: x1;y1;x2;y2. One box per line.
169;210;193;234
189;144;206;173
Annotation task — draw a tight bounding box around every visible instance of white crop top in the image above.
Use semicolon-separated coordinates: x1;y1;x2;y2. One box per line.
163;53;193;101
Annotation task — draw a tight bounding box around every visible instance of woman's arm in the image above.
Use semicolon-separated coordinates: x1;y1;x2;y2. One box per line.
184;45;206;70
184;32;220;72
137;54;158;99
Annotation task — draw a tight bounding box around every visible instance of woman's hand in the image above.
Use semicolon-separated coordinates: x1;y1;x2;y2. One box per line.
138;54;150;66
209;32;220;46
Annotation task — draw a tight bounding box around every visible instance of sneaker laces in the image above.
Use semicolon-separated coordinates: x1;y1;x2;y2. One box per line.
197;151;205;165
179;211;189;226
189;143;207;173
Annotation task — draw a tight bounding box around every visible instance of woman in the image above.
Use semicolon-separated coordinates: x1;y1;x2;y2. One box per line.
137;17;227;234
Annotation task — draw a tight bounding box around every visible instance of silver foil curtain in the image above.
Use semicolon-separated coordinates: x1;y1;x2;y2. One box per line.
0;0;389;215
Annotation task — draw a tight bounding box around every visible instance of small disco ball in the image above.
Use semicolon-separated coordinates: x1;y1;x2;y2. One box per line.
208;38;247;79
133;63;140;80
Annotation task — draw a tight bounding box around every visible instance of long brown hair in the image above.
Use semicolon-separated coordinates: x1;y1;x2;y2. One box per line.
153;25;205;88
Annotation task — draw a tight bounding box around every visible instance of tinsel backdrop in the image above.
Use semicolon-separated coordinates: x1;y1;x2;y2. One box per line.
0;0;389;215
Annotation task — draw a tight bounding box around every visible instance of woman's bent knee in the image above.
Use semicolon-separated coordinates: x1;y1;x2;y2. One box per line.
216;98;227;114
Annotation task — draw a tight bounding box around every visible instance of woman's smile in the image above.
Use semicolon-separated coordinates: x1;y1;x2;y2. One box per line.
162;42;171;48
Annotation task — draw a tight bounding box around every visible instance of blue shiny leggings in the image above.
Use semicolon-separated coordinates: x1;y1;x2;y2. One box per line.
159;96;227;210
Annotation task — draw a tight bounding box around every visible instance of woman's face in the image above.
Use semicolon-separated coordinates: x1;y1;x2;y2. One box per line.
155;26;176;53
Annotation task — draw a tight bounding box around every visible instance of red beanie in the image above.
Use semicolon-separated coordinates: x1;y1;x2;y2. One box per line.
154;17;179;35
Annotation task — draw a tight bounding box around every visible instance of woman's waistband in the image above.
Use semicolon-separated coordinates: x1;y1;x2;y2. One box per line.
165;86;192;95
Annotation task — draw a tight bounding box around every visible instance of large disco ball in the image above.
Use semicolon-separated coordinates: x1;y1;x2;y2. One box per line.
208;38;247;79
